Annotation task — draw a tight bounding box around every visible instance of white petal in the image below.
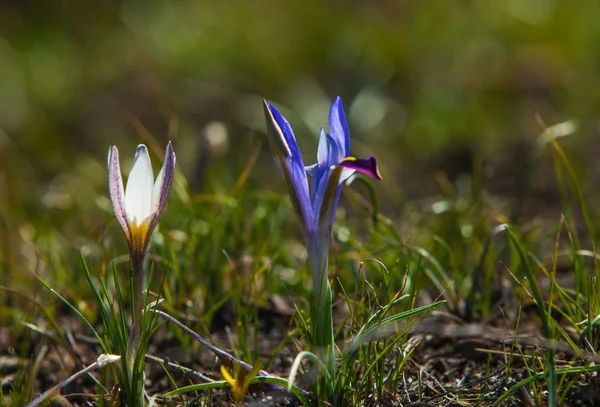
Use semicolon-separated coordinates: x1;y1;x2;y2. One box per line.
339;167;355;185
304;163;317;177
152;167;165;213
125;145;154;225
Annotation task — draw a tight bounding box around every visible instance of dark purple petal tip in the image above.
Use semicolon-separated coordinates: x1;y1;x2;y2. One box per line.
339;156;383;180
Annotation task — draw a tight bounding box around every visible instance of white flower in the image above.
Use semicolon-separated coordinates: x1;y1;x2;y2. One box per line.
107;142;176;259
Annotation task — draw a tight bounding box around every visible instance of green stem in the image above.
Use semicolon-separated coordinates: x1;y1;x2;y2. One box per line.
132;256;144;340
126;255;144;401
311;280;336;398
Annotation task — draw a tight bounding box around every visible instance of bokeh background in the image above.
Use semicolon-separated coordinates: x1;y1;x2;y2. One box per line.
2;0;600;292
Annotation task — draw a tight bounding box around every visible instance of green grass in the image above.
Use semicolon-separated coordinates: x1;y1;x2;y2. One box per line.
5;1;600;405
2;119;600;407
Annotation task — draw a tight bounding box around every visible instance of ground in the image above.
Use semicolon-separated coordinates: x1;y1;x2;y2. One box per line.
4;288;600;406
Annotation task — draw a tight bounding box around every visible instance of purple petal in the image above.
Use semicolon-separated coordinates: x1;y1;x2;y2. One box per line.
263;100;297;161
263;100;314;233
328;97;350;160
317;165;345;235
326;133;339;166
317;127;328;167
310;128;329;206
312;165;347;293
149;141;176;234
107;146;131;240
338;156;383;180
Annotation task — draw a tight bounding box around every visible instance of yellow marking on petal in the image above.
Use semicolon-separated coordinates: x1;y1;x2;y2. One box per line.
129;220;150;254
341;156;357;162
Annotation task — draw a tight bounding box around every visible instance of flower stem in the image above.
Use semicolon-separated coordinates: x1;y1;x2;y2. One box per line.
310;279;336;397
125;256;145;406
132;256;144;340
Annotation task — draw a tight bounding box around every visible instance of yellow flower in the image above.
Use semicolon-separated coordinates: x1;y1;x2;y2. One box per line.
220;361;262;404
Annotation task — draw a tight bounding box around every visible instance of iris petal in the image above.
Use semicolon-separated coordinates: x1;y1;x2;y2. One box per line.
305;163;317;177
338;167;355;186
317;165;346;235
264;100;314;233
313;165;346;294
263;100;296;160
125;145;155;226
317;127;328;167
326;134;339;167
339;156;383;180
328;96;350;160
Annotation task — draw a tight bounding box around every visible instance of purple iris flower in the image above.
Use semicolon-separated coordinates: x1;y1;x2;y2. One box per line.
263;97;382;294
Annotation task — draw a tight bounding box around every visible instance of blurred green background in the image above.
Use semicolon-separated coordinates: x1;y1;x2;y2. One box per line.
1;0;600;290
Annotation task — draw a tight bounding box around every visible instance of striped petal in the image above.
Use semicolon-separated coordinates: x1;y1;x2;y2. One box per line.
149;141;176;235
152;141;176;217
107;146;130;240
